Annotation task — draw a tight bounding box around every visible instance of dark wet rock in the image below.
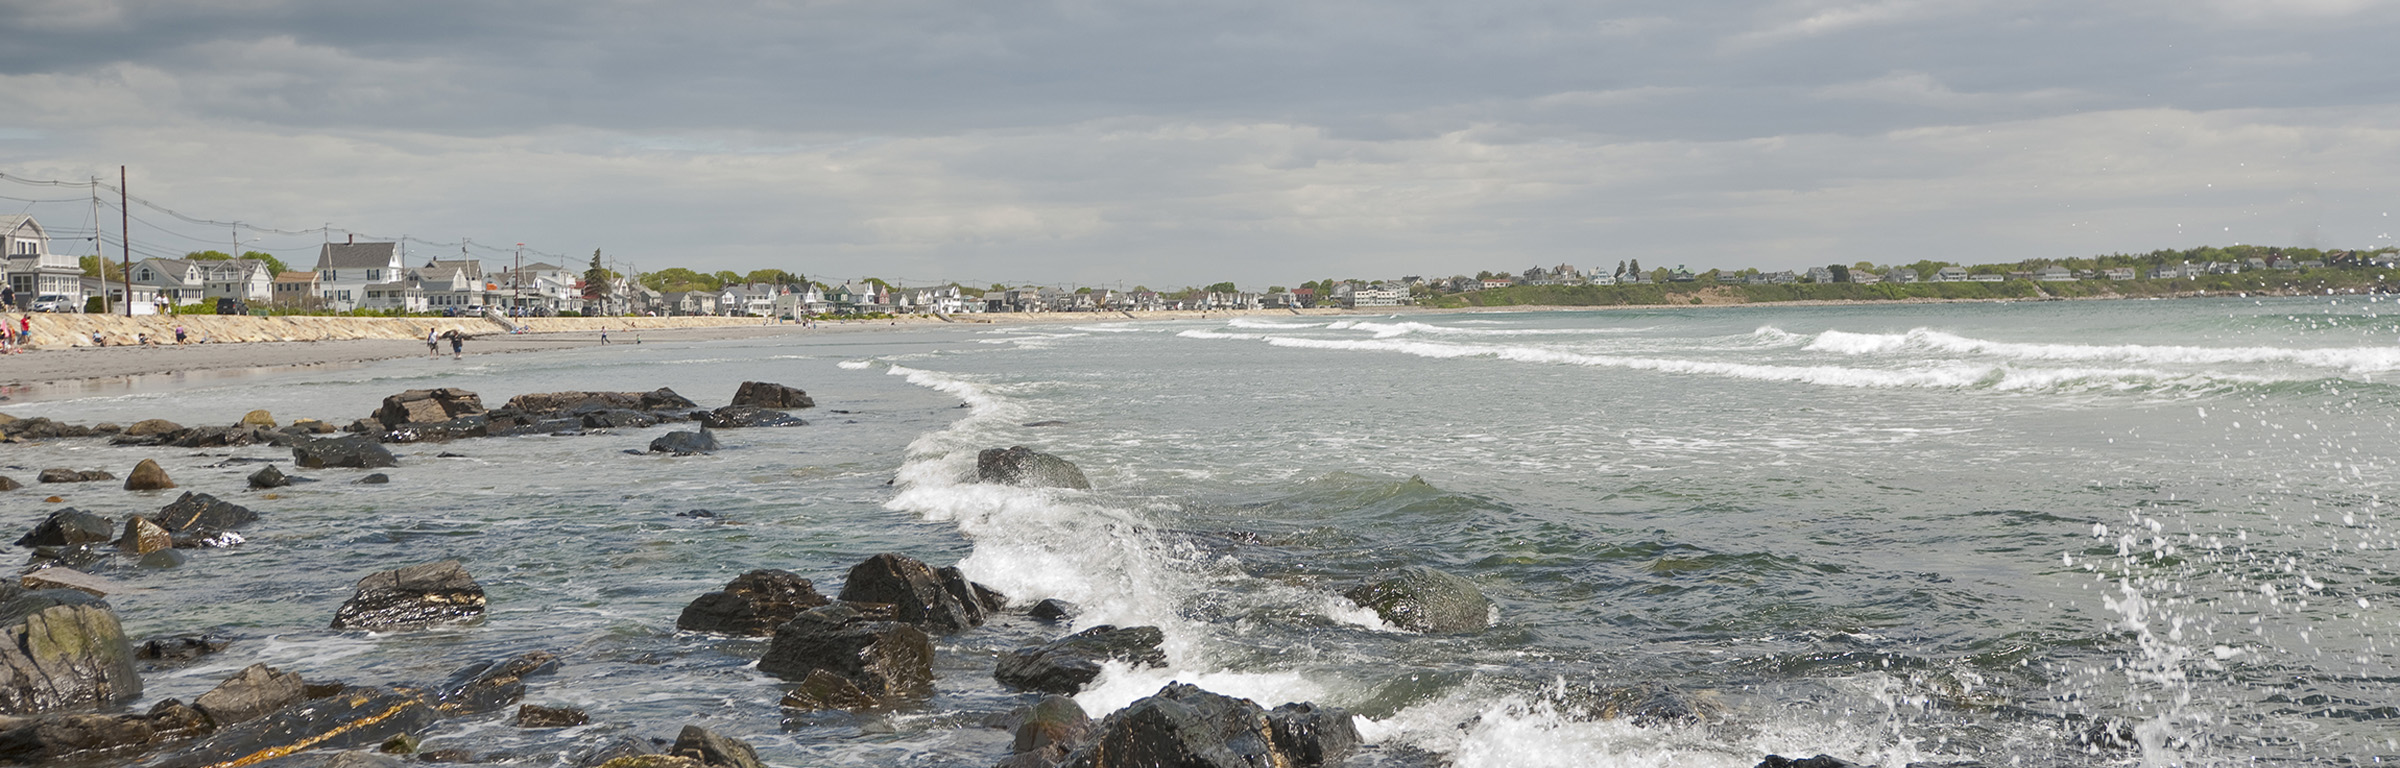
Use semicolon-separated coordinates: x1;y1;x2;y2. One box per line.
0;600;142;714
938;565;1008;615
579;409;660;429
322;752;409;768
1060;683;1346;768
504;388;696;415
1267;702;1361;767
836;553;983;633
36;468;113;484
667;725;766;768
1030;598;1081;623
676;569;830;636
756;605;933;702
515;703;587;728
573;735;665;766
135;635;230;666
287;419;337;435
675;510;716;518
433;651;558;715
696;405;806;429
0;418;97;440
647;425;719;455
1564;683;1726;726
374;388;486;429
248;464;292;489
124;459;176;491
153;492;259;536
123;418;185;437
0;476;18;491
778;668;882;712
167;425;274;449
383;414;490;443
151;687;438;768
195;663;307;728
1000;694;1093;767
342;418;380;434
0;711;163;763
26;543;108;570
15;508;114;548
977;446;1092;490
293;436;398;470
730;381;814;409
354;473;390;485
20;567;119;597
1757;756;1870;768
995;625;1168;695
120;517;173;555
1342;565;1494;634
329;560;487;631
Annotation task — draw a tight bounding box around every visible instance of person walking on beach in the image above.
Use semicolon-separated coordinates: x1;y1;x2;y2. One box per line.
599;327;609;345
446;329;465;358
426;327;441;357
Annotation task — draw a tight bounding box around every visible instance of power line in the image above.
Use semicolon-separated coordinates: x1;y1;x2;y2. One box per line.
1;171;576;263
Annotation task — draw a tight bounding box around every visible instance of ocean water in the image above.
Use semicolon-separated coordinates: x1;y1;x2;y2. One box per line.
3;297;2396;766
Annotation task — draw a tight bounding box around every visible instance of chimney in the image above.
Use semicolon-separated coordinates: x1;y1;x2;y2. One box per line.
347;234;354;244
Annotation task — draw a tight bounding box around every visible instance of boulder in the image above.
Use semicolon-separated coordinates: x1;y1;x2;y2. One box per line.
124;459;175;491
1341;565;1495;634
293;436;398;469
515;703;587;728
382;414;491;443
134;635;229;666
239;410;276;428
149;687;438;768
432;651;558;715
1;419;97;440
835;554;983;633
1060;683;1355;768
19;568;119;597
778;669;881;712
503;388;696;415
939;565;1008;614
166;426;270;449
730;381;814;409
119;518;173;555
247;464;292;489
0;598;142;714
675;569;830;636
977;446;1092;490
288;418;335;434
36;468;113;484
193;663;307;727
354;473;390;485
647;426;719;455
14;509;115;548
755;604;933;702
329;560;487;631
1267;702;1362;767
0;712;163;763
580;409;660;429
373;388;486;429
1001;695;1093;767
153;492;259;536
994;625;1168;695
1030;598;1081;623
666;725;766;768
0;476;18;491
696;405;806;429
122;419;183;437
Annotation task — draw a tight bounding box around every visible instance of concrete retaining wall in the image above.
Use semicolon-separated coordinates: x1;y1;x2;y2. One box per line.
4;314;763;349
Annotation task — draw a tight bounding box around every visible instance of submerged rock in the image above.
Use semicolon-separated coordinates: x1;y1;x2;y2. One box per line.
134;634;230;666
247;464;292;489
293;436;398;470
0;597;142;714
995;625;1168;695
193;663;307;728
154;491;259;534
667;725;766;768
697;405;806;429
1342;565;1494;634
977;446;1092;490
329;560;487;631
36;468;113;484
150;686;439;768
730;381;814;409
648;425;719;455
504;388;696;415
999;694;1092;767
514;703;587;728
433;651;558;715
123;459;175;491
676;569;830;636
1059;683;1357;768
836;553;983;633
756;604;933;704
0;476;18;491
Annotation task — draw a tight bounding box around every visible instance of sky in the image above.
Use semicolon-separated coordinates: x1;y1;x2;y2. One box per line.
2;0;2396;289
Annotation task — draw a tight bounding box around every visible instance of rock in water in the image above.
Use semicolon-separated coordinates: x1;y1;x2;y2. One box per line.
293;436;399;469
0;476;18;491
247;464;291;489
149;687;438;768
432;651;558;715
152;492;259;536
119;518;173;555
648;425;719;455
515;704;587;728
1030;598;1081;623
1059;683;1357;768
755;604;933;703
238;410;276;428
668;725;767;768
676;569;830;636
1341;565;1494;634
1756;756;1870;768
976;446;1092;490
36;469;113;484
1267;702;1362;767
14;509;115;548
730;381;815;409
0;598;142;714
503;388;696;415
329;560;487;631
1002;695;1093;767
373;388;486;429
122;419;183;437
697;405;807;428
193;663;306;727
995;625;1168;695
122;459;175;491
836;554;983;632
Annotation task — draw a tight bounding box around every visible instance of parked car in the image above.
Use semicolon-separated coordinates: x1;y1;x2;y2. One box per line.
30;294;73;312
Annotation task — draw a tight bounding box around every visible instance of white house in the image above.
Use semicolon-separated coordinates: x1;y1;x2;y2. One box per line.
417;259;495;313
313;240;406;311
3;215;84;309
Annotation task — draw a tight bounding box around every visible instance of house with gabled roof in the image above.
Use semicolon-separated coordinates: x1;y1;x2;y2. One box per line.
3;215;83;308
313;240;406;311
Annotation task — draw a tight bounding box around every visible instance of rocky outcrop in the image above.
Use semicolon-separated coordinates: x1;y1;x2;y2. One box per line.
1030;598;1081;623
0;476;18;492
0;419;98;441
1059;683;1359;768
35;469;113;484
504;388;696;415
374;388;485;429
757;604;933;706
14;509;114;548
433;651;558;715
515;704;587;728
696;405;806;428
150;492;259;540
730;381;814;409
293;435;398;469
667;725;767;768
123;459;175;491
998;695;1093;768
580;409;661;429
977;446;1092;490
995;625;1168;695
0;594;141;714
329;560;487;631
122;419;184;437
676;569;830;636
119;518;173;555
150;687;439;768
649;426;719;455
382;414;490;443
193;663;306;728
247;464;293;489
1342;565;1494;634
835;554;984;633
0;701;209;764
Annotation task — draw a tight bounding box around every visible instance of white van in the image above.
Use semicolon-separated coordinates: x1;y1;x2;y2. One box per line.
30;294;73;312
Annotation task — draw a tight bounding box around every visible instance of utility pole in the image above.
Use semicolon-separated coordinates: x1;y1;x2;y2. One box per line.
119;166;130;317
514;243;523;315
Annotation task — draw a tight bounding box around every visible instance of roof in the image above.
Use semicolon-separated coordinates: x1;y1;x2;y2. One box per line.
0;214;39;238
275;271;318;283
423;259;484;279
316;242;400;270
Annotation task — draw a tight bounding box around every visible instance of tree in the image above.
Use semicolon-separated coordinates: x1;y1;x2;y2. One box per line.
1616;260;1627;278
1267;285;1287;293
1205;281;1237;293
711;270;743;288
641;267;719;292
745;269;798;286
187;249;290;276
583;249;612;301
1628;259;1641;276
80;255;124;281
1829;264;1851;283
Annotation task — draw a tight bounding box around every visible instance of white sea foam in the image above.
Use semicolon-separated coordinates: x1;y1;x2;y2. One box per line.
1804;327;2400;373
1335;320;1642;339
1226;318;1327;329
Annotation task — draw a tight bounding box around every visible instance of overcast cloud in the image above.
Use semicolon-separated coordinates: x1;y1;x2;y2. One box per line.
2;0;2394;287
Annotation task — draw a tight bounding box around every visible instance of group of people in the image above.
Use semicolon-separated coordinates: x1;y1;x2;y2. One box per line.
0;315;26;354
426;327;468;358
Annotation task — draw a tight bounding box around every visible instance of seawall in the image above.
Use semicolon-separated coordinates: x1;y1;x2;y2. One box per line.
7;314;768;349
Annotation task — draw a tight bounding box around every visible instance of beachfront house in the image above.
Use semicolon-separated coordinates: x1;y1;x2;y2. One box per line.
1886;267;1918;283
1805;266;1836;283
416;259;495;313
2034;266;2076;282
3;215;84;310
662;290;717;316
272;271;321;308
360;275;429;313
313;240;406;312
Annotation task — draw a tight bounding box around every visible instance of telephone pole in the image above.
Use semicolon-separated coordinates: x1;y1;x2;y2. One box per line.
119;166;130;316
